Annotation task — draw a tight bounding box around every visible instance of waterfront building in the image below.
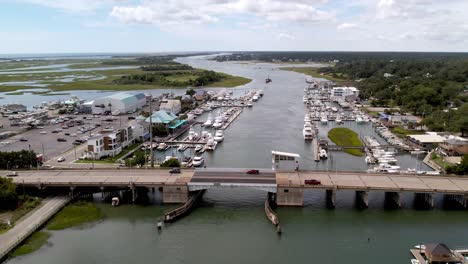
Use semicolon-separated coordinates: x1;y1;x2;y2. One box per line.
159;99;181;114
272;151;300;171
145;110;186;130
407;133;446;151
439;137;468;156
331;87;359;102
85;126;134;159
92;92;146;115
129;120;150;142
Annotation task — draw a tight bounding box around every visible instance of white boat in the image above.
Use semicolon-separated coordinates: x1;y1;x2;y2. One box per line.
188;126;198;141
111;197;119;207
195;144;203;152
212;116;224;128
304;122;312;128
303;127;314;140
319;148;328;159
410;259;420;264
410;149;426;155
192;156;204;167
356;115;364;123
258;90;264;97
252;95;259;102
320;116;328;124
157;143;169;151
336;116;343;124
205;138;217;151
247;102;253;107
203;114;213;127
414;245;426;250
213;130;224;142
178;144;188;151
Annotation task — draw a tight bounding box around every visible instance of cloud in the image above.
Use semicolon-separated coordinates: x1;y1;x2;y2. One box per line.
20;0;126;12
277;33;295;40
337;23;358;30
110;0;335;25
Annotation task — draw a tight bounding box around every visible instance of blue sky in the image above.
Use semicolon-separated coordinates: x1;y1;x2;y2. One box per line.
0;0;467;53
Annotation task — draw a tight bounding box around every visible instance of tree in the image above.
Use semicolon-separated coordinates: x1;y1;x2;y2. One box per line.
0;177;18;210
160;158;181;168
186;89;196;97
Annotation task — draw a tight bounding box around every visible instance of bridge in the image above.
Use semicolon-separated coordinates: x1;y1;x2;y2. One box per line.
3;169;468;208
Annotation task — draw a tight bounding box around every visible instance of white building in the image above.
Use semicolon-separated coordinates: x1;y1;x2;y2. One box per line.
159;99;181;114
129;120;150;142
331;87;359;102
92;92;146;115
85;126;134;159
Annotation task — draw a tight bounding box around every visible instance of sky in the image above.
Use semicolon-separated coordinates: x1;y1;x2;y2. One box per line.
0;0;467;53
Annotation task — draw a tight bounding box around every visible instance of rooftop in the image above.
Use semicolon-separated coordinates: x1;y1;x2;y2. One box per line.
146;110;177;124
408;134;446;143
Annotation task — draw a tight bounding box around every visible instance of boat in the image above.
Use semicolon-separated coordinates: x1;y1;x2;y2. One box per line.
205;138;217;151
320;116;328;124
177;144;188;151
157;143;170;151
111;197;119;207
410;259;420;264
188;126;198;141
247;102;253;107
303;127;314;140
319;148;328;159
410;149;426;155
258;90;264;97
265;76;272;83
192;156;204;167
213;130;224;142
203;114;213;127
356;115;364;123
194;144;203;152
414;245;426;250
252;95;259;102
335;116;343;124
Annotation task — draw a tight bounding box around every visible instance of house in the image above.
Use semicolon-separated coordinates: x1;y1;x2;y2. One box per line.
439;137;468;156
407;133;446;151
85;126;134;159
194;90;208;101
129;120;150;142
159;100;181;114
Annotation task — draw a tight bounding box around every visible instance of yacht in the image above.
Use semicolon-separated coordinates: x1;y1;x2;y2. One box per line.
194;144;203;152
192;156;205;167
188;126;198;141
157;143;170;151
203;114;213;127
213;130;224;142
320;115;328;124
178;144;188;151
205;138;218;151
212;116;224;128
335;116;343;124
252;95;259;102
356;115;364;123
319;148;328;159
303;127;314;140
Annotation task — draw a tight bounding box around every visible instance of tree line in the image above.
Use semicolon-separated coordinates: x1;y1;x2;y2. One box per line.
0;150;38;170
114;70;226;87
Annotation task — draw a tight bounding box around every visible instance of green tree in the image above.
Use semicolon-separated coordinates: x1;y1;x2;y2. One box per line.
160;158;181;168
0;177;18;210
186;89;196;97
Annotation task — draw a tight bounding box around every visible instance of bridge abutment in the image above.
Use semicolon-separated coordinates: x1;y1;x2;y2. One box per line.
326;189;336;208
276;187;303;206
443;194;466;209
415;193;434;209
162;185;189;204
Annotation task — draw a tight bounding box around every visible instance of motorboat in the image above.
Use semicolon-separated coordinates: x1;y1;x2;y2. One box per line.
335;116;343;124
258;90;264;97
195;144;203;152
111;197;119;207
205;138;218;151
192;156;205;167
356;115;364;123
213;130;224;142
157;143;170;151
303;127;314;140
247;102;253;107
203;114;213;127
410;149;426;155
252;95;259;102
304;121;312;128
410;259;420;264
414;245;426;250
320;116;328;124
319;148;328;159
188;126;198;141
212;117;224;128
178;144;188;151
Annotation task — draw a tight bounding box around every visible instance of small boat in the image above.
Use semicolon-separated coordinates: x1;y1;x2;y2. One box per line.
157;143;170;151
319;148;328;159
203;114;213;127
205;139;217;151
188;126;198;141
303;127;314;140
213;130;224;142
320;116;328;124
195;144;203;152
414;245;426;250
252;95;259;102
410;149;426;155
192;156;204;167
356;115;364;123
265;76;272;83
111;197;119;207
411;259;420;264
336;116;343;124
178;144;188;151
258;90;264;97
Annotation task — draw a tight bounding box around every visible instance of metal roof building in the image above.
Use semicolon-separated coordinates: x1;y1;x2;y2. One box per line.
92;92;146;115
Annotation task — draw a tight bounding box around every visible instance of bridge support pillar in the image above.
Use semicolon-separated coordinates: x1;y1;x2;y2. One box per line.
356;191;368;208
443;194;466;209
326;189;336;208
385;192;401;209
70;186;75;199
162;185;189;204
464;195;468;209
131;187;136;203
276;187;303;207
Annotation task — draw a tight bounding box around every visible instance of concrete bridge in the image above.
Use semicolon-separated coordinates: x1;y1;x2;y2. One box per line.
3;169;468;208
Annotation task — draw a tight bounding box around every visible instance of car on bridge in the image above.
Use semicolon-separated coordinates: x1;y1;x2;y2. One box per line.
6;171;18;177
304;179;321;185
169;168;181;174
57;157;66;162
246;169;260;175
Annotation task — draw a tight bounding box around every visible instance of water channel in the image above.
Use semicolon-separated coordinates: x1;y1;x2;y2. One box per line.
2;55;465;264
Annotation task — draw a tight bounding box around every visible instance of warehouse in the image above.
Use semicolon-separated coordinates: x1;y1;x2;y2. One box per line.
92;92;146;115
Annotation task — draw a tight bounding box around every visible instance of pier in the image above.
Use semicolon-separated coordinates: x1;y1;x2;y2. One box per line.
163;189;205;222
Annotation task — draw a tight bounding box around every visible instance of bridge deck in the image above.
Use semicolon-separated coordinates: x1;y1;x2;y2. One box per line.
192;169;276;184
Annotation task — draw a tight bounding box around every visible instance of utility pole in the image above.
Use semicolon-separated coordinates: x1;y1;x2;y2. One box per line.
149;95;154;168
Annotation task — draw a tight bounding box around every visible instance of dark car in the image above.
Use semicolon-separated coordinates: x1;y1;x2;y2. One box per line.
57;138;67;142
64;133;70;136
169;168;181;174
304;179;321;185
128;116;136;120
19;138;28;142
246;169;260;174
72;141;81;145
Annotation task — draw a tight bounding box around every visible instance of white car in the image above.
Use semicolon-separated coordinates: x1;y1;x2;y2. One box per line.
40;131;47;134
57;157;66;162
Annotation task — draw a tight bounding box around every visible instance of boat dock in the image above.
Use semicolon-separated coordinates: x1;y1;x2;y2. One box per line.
264;194;281;233
312;138;320;161
220;107;243;130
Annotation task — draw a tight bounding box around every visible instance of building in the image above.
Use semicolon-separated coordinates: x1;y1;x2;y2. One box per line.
1;103;27;113
85;126;134;159
423;243;465;264
77;101;93;114
439;137;468;156
194;90;208;101
145;110;186;130
331;87;359;102
407;133;446;151
380;113;420;125
129;120;150;142
92;92;146;115
159;99;181;114
272;151;300;171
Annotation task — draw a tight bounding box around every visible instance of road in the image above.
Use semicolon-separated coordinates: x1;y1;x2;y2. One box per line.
0;196;70;260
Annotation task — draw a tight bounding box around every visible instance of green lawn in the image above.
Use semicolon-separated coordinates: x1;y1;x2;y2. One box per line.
47;201;103;230
9;231;51;258
0;196;42;234
74;143;141;164
328;128;364;156
206;75;251;87
281;67;354;86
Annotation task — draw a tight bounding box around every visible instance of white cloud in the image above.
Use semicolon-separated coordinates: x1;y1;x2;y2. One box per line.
336;23;358;30
110;0;335;25
277;33;295;40
20;0;126;12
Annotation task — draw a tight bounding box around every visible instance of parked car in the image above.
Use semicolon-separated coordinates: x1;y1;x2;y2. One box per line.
246;169;260;174
57;138;67;142
6;171;18;177
57;157;65;162
40;131;47;134
64;133;70;136
169;168;181;174
19;138;28;142
304;179;321;185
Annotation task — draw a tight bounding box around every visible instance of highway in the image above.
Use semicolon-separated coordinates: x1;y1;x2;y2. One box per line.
0;196;70;260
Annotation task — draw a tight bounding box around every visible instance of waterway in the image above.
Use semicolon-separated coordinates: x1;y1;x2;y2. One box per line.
2;55;465;264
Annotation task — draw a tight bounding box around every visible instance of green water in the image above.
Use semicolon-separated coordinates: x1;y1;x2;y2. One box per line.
5;189;468;264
